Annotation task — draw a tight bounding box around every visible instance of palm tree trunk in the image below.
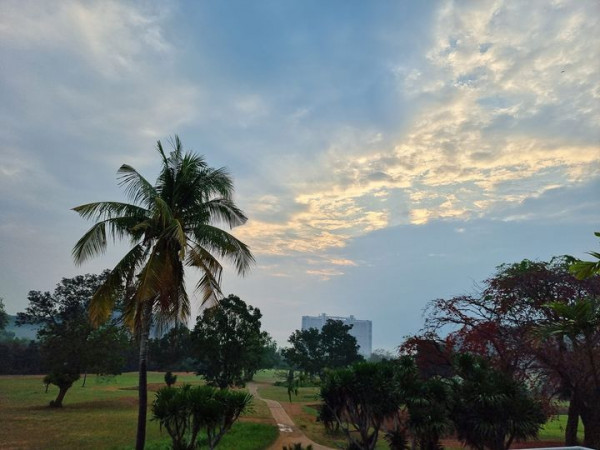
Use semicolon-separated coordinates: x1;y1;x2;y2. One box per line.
136;303;152;450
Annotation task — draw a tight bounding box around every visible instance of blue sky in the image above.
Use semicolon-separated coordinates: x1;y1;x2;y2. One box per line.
1;1;599;350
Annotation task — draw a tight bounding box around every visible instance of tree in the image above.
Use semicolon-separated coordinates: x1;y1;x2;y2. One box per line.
570;231;600;279
422;257;600;446
320;319;363;369
320;361;402;450
282;328;323;377
149;325;193;371
164;371;177;387
72;137;253;449
450;353;547;450
191;295;267;388
152;384;252;450
283;320;363;377
536;298;600;449
16;273;130;406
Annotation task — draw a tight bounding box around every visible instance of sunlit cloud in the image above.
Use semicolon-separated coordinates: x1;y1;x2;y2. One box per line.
238;0;599;255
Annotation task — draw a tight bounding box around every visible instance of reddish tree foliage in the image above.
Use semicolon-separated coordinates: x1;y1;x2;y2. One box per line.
421;257;600;447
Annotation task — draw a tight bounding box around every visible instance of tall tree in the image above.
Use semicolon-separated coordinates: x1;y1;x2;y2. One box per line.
72;137;253;449
191;294;267;388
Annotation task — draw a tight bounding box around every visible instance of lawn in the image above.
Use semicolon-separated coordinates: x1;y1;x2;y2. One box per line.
0;372;277;450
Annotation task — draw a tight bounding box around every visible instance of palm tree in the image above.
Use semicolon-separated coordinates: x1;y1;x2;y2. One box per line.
72;137;254;449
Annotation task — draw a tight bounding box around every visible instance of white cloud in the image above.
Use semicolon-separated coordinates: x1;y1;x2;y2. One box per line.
238;0;599;254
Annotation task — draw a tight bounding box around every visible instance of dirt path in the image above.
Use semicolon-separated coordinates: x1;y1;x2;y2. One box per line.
247;382;334;450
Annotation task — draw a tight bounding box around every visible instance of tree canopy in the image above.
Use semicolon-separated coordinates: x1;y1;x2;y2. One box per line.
16;273;130;407
191;294;268;388
283;319;363;377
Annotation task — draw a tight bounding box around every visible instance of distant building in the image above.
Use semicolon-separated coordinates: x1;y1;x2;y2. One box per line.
302;313;372;357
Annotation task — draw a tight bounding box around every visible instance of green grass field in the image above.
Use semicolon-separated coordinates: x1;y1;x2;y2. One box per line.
0;372;277;450
0;370;585;449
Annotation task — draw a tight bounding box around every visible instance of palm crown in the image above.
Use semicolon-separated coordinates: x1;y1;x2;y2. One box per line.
72;136;254;329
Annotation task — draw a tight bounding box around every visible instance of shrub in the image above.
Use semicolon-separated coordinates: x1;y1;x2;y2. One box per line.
152;384;252;450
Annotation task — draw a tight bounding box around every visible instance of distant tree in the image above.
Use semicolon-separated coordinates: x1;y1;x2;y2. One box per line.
0;297;8;332
149;325;193;371
368;348;395;363
282;328;323;377
259;334;285;369
191;295;267;388
0;338;42;374
283;320;363;377
16;273;130;407
152;384;252;450
320;319;364;369
164;371;177;387
450;353;547;450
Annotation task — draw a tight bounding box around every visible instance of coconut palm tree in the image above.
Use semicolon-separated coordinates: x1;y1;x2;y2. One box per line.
72;137;254;449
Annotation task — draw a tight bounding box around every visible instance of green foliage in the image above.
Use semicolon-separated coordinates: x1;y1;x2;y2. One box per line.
283;319;363;377
152;384;252;450
149;325;193;371
320;361;402;450
164;371;177;387
450;353;547;450
570;232;600;279
16;273;131;406
192;295;268;388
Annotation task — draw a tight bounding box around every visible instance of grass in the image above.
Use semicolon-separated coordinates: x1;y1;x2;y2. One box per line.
0;372;277;450
539;414;583;441
0;369;585;449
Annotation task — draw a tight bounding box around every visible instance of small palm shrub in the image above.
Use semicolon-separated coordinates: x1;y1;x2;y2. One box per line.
164;371;177;387
152;384;252;450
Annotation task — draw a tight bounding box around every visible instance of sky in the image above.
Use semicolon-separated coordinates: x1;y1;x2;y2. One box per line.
1;0;599;351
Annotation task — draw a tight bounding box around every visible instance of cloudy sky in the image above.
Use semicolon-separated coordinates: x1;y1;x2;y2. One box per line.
1;0;599;350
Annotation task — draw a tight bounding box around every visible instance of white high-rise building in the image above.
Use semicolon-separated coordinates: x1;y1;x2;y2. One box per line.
301;313;372;357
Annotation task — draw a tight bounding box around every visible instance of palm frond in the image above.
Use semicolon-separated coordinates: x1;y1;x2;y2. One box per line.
72;216;145;265
117;165;157;207
72;201;148;221
192;225;255;275
201;198;248;228
89;244;147;327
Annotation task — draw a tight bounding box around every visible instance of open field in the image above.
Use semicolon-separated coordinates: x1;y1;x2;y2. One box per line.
0;372;277;450
0;370;585;449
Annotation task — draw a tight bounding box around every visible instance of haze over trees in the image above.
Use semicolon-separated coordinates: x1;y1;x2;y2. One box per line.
72;137;253;449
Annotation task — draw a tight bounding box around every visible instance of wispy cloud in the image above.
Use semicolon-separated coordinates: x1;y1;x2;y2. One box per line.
238;0;600;256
